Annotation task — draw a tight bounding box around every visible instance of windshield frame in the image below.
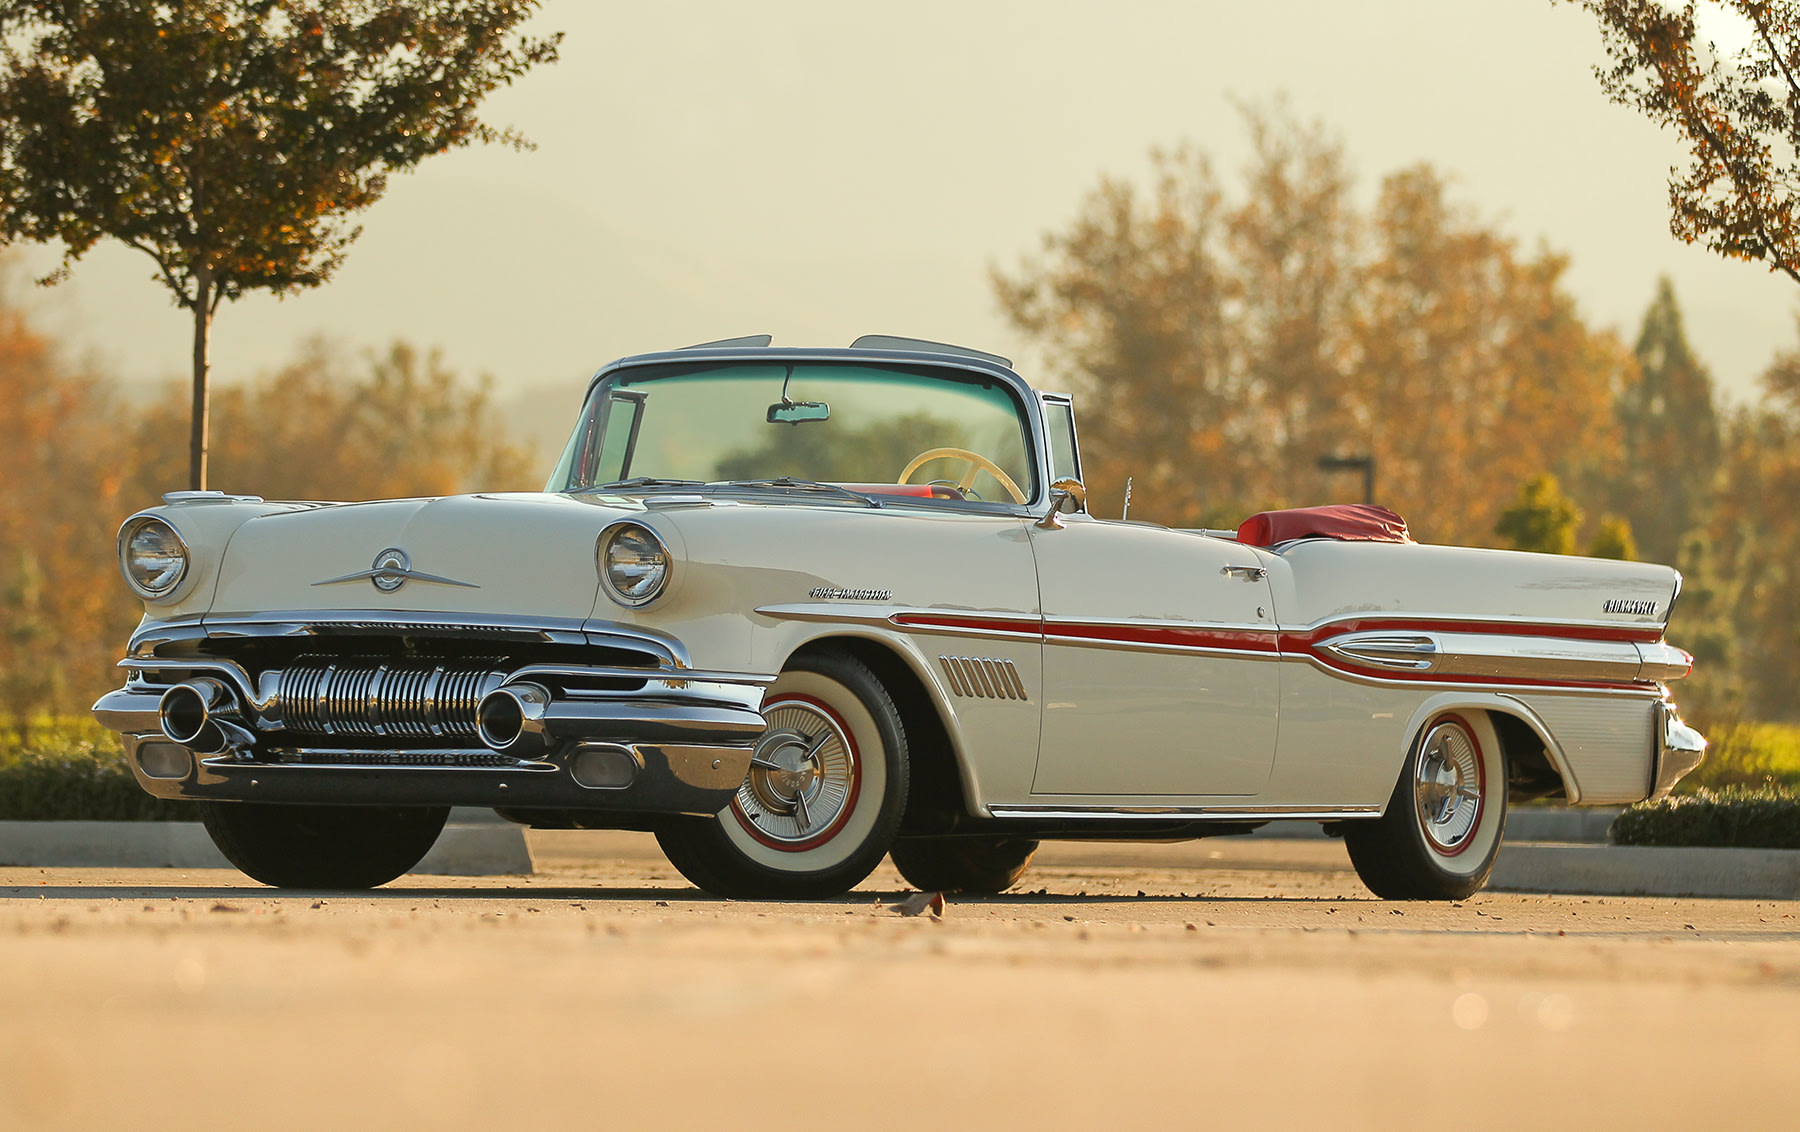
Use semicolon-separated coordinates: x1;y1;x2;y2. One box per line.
550;348;1056;513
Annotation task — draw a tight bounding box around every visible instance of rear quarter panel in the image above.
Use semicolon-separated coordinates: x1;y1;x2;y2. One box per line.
1259;539;1677;809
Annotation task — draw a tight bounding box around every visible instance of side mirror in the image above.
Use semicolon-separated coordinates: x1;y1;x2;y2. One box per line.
1035;478;1087;530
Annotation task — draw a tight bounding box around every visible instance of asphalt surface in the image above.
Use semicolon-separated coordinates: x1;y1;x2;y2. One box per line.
2;832;1795;1131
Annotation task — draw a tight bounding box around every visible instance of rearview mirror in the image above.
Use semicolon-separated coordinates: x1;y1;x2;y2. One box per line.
767;400;830;424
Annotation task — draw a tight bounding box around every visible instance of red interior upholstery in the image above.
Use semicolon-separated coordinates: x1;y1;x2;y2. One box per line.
1235;504;1413;547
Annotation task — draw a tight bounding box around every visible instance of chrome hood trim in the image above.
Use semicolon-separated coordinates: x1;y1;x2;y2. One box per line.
130;611;689;668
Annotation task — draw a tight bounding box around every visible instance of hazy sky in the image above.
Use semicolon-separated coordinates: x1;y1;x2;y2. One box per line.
11;0;1797;412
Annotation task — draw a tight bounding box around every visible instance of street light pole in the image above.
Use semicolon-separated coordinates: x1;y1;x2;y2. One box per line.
1317;454;1376;504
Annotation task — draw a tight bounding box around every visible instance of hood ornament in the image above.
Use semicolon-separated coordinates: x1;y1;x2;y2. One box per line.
312;547;478;592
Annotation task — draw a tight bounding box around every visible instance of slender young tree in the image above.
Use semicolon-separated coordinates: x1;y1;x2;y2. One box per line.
0;2;560;489
1570;1;1800;286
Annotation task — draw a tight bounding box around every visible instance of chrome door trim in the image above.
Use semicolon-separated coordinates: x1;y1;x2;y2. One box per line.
986;803;1382;821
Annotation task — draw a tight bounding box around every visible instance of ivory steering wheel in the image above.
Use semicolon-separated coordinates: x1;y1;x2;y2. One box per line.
897;447;1028;504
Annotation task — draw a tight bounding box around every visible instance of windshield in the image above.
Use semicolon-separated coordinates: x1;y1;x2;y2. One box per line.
551;362;1038;505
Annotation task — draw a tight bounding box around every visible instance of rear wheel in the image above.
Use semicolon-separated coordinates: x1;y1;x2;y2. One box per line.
656;651;909;899
889;836;1039;894
1344;712;1507;900
199;801;449;889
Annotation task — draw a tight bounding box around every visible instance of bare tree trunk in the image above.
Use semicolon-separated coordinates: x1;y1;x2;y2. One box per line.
188;271;213;491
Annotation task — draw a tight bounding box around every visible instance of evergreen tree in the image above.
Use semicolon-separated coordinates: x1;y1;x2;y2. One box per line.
1617;278;1721;564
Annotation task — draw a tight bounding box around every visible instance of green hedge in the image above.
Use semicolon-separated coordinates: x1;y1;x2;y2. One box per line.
0;717;196;822
1610;785;1800;850
1678;721;1800;793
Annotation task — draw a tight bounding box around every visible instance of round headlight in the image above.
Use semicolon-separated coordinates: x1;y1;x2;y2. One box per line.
119;516;189;600
598;522;670;607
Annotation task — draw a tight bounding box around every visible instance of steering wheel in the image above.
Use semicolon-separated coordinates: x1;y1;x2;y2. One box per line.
898;447;1028;504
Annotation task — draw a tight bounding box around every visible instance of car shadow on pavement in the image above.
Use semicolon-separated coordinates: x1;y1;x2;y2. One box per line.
0;882;1378;905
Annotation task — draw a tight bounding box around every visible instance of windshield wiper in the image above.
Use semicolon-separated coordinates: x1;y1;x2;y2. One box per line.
720;478;883;508
582;477;706;492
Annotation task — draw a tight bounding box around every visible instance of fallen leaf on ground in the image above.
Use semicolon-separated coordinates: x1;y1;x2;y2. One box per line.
890;891;945;917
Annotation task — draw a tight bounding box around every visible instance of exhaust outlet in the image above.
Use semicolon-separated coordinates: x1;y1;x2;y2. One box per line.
158;678;255;755
477;682;553;754
476;680;769;755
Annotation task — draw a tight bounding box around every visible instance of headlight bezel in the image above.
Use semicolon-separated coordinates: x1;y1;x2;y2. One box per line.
118;514;191;601
597;520;672;608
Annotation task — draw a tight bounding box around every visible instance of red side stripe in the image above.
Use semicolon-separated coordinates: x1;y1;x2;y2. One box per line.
888;610;1664;689
1044;621;1281;653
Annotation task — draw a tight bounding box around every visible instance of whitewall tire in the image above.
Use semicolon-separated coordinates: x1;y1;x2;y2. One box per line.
1344;711;1508;900
655;651;909;899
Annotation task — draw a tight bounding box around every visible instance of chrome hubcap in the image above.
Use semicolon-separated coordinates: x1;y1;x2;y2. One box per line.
1414;719;1483;854
735;699;856;846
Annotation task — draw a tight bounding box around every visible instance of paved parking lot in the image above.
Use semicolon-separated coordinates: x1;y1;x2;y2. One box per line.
2;832;1795;1131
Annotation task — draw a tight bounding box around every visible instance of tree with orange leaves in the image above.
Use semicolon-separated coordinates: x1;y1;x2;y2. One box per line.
0;2;559;491
993;108;1630;544
1571;1;1800;285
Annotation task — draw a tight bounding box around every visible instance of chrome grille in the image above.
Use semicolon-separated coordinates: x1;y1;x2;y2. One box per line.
279;656;507;738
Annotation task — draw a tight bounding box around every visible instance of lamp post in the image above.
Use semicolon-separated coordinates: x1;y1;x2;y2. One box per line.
1317;454;1376;504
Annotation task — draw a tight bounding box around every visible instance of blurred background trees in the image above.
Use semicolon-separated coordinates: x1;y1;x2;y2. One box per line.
6;99;1800;730
997;106;1798;726
0;261;533;723
126;339;532;503
993;108;1630;543
0;0;560;491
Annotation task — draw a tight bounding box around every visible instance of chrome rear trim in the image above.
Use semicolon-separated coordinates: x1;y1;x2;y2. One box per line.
1651;701;1707;801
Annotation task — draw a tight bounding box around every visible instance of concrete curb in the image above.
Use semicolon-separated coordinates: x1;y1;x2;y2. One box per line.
0;821;535;877
1489;843;1800;900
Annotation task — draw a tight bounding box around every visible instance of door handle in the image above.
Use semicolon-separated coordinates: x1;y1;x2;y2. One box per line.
1221;565;1268;581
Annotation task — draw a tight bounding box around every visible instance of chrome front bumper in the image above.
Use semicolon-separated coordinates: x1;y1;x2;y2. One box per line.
93;635;773;816
106;726;756;815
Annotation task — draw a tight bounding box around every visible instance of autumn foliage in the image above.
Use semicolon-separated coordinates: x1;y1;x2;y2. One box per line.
0;0;561;489
994;110;1630;544
995;108;1800;724
0;286;532;721
6;105;1800;730
1573;0;1800;286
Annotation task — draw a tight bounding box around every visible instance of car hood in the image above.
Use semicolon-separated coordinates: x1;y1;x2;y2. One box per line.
207;493;623;622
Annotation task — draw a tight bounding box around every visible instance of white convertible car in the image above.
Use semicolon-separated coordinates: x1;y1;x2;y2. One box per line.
94;335;1706;900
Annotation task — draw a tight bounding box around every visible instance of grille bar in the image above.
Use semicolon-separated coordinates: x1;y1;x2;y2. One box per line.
279;656;507;738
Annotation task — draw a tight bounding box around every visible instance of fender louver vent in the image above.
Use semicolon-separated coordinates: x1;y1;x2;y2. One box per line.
939;656;1027;701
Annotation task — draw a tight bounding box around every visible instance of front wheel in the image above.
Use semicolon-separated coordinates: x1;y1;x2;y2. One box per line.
656;651;910;899
199;801;449;889
1344;712;1507;900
